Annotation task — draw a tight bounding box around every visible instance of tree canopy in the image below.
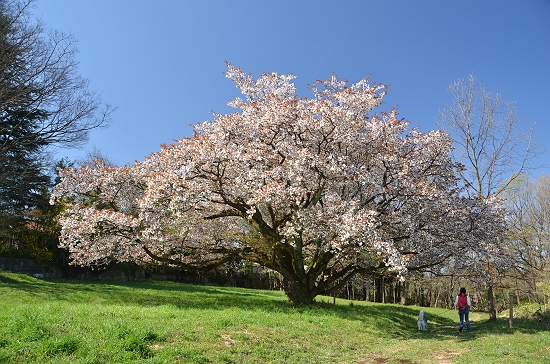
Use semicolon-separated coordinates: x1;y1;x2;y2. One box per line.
52;65;506;304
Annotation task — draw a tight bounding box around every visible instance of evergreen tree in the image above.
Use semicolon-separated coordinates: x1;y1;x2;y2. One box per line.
0;0;111;260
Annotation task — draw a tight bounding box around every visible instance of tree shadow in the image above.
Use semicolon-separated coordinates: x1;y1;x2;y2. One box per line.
2;271;548;340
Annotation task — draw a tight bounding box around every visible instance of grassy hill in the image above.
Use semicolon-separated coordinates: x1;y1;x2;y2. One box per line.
0;270;548;363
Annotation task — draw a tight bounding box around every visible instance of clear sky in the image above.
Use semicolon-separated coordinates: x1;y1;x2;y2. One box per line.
34;0;550;171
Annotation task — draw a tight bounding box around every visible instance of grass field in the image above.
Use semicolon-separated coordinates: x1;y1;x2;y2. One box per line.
0;270;549;363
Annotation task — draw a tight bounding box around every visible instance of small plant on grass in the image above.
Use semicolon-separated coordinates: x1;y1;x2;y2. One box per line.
43;335;79;357
123;334;152;359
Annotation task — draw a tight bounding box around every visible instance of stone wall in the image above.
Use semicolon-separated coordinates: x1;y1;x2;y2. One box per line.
0;257;143;280
0;257;62;278
0;257;279;290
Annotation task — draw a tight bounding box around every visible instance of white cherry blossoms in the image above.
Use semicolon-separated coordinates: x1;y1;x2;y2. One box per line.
51;64;506;302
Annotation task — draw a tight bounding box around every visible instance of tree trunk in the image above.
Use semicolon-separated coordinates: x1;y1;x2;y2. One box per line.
399;281;406;305
282;277;316;305
380;276;386;303
434;287;441;308
488;285;497;320
515;279;521;306
374;276;381;302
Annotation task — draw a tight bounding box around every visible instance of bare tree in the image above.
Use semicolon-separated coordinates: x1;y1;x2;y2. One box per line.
438;74;540;319
0;0;113;156
439;74;538;198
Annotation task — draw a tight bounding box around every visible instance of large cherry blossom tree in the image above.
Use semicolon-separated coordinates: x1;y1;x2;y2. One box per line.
51;65;506;304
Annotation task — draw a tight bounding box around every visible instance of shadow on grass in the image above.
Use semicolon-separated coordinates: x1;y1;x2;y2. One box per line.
2;269;548;342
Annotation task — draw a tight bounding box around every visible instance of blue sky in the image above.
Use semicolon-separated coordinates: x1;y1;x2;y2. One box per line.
34;0;550;172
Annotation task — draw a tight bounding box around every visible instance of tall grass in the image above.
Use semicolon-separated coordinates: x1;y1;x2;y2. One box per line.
0;270;548;363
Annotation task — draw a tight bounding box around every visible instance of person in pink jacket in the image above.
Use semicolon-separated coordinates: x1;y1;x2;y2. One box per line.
454;287;472;332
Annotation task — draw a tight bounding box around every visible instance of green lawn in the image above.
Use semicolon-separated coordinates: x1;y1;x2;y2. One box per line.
0;270;548;363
